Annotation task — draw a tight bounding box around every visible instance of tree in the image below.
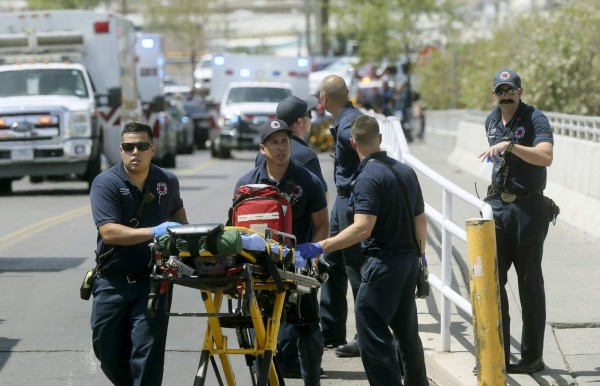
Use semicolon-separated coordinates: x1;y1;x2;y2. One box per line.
27;0;101;9
329;0;465;64
144;0;212;88
415;0;600;115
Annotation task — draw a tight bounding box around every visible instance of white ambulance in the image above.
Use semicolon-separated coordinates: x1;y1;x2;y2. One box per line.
0;10;142;193
194;53;311;103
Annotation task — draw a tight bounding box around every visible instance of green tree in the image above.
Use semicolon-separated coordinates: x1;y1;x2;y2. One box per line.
27;0;101;9
331;0;442;64
415;0;600;115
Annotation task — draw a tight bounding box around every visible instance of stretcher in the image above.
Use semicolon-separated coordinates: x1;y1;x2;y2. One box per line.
147;223;322;386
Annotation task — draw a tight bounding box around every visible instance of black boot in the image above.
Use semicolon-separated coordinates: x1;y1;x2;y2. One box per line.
334;335;360;358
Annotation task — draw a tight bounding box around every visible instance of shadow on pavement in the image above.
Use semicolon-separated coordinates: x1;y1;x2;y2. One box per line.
0;257;87;272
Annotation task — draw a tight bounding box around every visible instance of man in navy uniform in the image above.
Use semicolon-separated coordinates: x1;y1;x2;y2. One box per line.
255;95;328;379
478;69;554;374
296;115;428;385
318;74;364;357
236;119;329;385
90;121;188;385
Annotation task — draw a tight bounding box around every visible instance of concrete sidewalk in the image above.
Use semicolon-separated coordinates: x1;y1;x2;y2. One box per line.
409;141;600;386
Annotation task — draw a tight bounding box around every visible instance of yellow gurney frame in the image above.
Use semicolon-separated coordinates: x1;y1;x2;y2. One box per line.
148;225;321;386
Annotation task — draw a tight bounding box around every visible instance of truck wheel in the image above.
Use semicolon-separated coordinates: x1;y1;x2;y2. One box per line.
163;152;177;168
210;142;219;158
0;179;12;195
218;147;231;159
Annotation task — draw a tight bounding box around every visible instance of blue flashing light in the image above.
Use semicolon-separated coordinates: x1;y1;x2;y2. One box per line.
272;70;281;76
214;56;225;65
240;69;250;77
157;57;165;66
141;38;155;49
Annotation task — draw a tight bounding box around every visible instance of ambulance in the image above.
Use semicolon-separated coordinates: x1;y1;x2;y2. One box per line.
194;53;311;103
0;10;142;193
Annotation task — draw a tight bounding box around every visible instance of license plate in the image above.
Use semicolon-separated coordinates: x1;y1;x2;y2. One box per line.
12;148;34;161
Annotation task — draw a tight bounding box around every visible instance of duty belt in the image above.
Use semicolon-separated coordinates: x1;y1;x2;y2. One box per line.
99;271;150;284
490;188;542;202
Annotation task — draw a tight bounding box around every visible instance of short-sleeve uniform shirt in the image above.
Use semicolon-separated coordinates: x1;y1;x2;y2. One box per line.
352;151;424;254
484;101;554;191
90;161;184;276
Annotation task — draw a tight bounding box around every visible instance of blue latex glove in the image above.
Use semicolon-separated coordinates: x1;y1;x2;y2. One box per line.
295;242;323;260
241;233;267;251
152;221;181;238
294;252;307;269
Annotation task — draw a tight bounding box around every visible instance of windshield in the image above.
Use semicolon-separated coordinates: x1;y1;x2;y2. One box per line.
226;87;292;104
0;68;90;98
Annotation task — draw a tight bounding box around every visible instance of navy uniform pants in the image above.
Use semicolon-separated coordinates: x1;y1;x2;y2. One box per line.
276;323;324;386
91;277;171;386
489;195;549;363
319;194;363;343
355;255;428;386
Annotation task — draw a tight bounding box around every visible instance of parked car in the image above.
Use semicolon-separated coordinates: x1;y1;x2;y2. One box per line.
166;102;195;154
182;101;219;150
141;98;177;168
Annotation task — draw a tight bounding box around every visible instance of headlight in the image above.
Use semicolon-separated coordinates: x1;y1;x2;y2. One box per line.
65;111;92;138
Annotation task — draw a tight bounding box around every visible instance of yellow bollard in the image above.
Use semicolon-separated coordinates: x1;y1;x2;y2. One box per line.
466;218;507;386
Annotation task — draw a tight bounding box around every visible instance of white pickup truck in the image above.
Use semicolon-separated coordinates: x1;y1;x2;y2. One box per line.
210;81;295;158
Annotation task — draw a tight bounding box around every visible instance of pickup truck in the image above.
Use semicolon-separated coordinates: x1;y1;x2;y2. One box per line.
210;81;295;158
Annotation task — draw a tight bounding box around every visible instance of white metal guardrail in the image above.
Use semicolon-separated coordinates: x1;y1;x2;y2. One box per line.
463;109;600;141
374;113;493;351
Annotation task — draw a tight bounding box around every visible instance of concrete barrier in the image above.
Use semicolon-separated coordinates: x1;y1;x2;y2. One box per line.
426;110;600;239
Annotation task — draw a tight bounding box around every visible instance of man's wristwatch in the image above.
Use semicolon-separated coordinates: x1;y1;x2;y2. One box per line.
506;142;514;153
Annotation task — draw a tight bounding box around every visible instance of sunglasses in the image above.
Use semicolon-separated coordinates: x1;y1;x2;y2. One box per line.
305;111;312;119
121;142;152;152
494;88;518;97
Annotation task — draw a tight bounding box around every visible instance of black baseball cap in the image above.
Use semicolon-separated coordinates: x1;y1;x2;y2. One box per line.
493;69;521;91
276;95;319;126
260;119;292;143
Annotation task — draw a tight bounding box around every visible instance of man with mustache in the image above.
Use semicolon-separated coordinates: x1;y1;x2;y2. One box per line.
477;69;554;374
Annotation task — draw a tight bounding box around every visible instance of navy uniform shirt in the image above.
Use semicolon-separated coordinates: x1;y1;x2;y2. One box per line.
90;161;184;276
333;102;363;191
255;135;328;192
352;151;424;254
235;161;327;244
485;101;554;192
